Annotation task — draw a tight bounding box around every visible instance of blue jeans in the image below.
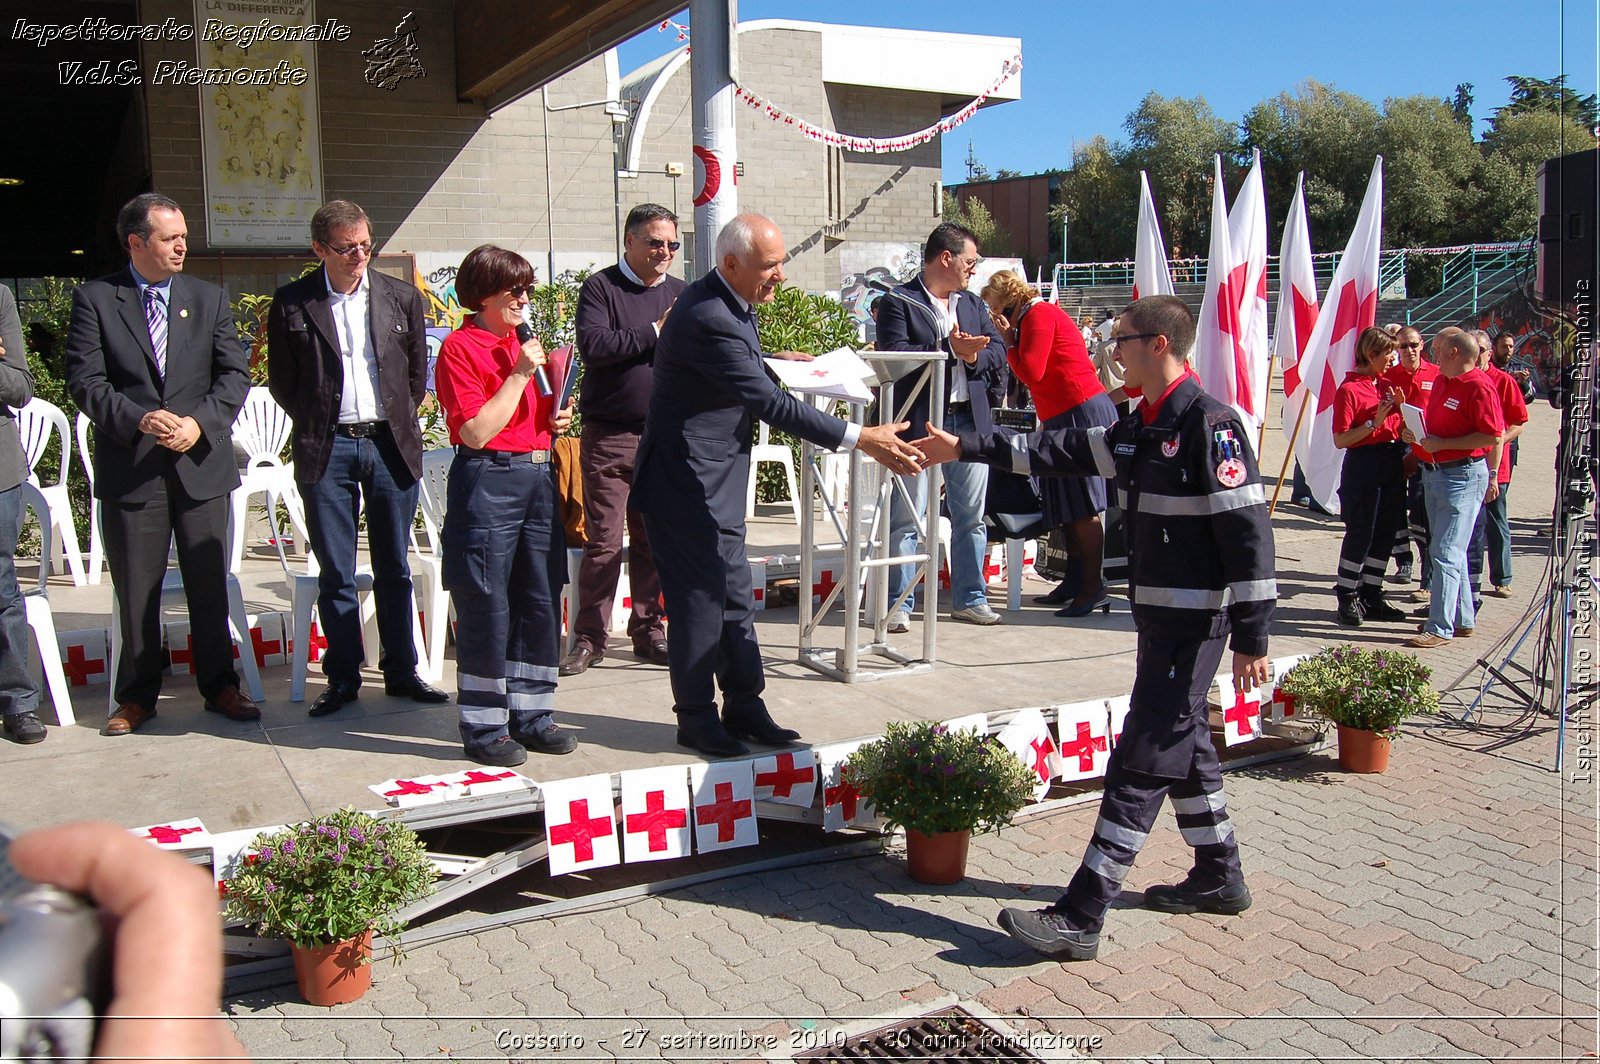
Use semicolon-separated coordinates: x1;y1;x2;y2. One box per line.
888;407;990;612
301;432;421;687
1422;461;1489;638
0;486;39;717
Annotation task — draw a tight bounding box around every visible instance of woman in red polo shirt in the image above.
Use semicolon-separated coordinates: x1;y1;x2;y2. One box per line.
435;246;576;766
1330;327;1409;627
982;270;1117;617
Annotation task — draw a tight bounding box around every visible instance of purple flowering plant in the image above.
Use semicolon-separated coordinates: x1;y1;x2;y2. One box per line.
222;807;438;952
1277;643;1439;739
844;719;1037;836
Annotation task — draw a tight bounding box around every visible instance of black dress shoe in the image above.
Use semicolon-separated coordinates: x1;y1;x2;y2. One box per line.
676;721;749;758
722;710;801;745
633;639;670;665
559;646;603;676
1032;572;1080;606
3;711;46;745
309;682;360;718
384;674;450;703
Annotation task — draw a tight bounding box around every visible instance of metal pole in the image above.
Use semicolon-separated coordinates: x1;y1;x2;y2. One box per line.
689;0;738;280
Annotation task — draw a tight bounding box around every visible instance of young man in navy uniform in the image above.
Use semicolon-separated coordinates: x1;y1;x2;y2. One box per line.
916;295;1276;960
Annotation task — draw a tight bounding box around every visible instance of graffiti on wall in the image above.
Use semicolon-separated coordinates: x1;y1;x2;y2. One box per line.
840;242;921;346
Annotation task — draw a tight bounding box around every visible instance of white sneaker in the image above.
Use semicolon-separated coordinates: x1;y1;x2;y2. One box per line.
886;611;911;634
951;603;1002;625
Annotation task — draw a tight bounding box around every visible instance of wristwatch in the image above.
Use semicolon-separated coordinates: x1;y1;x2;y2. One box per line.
1363;420;1375;431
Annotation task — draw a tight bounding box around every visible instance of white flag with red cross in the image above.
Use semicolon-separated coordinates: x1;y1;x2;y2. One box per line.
997;706;1056;799
690;761;759;852
817;740;877;833
1292;157;1385;514
619;765;692;863
1194;155;1254;427
1133;171;1175;300
1227;148;1270;432
1276;173;1322;458
752;748;818;808
1054;700;1112;781
131;818;210;851
541;774;620;875
1267;654;1308;723
942;712;988;737
1106;695;1132;748
1215;677;1263;745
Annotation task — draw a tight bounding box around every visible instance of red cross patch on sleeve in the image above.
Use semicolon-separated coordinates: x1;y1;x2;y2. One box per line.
1216;458;1247;488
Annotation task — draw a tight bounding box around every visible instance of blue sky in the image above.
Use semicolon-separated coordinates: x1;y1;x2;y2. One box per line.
616;0;1599;185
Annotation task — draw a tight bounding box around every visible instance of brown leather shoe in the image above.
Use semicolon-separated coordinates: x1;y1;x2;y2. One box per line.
633;639;670;666
205;686;261;722
559;646;603;676
104;703;155;736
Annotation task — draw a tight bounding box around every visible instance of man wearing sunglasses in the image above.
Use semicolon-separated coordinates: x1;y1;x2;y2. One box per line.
268;199;446;717
561;204;686;677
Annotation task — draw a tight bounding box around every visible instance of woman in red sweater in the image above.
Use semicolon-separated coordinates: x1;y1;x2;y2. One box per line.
982;271;1118;617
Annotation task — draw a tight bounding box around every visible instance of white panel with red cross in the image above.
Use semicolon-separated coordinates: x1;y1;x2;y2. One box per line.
749;558;767;611
751;747;817;808
1106;695;1132;748
1267;654;1307;723
435;767;534;799
58;627;109;687
541;773;621;876
996;706;1056;799
689;761;759;852
1054;700;1111;782
369;774;454;808
619;765;693;863
130;818;211;852
809;557;847;609
816;739;877;833
1215;676;1263;746
609;567;634;632
249;613;287;667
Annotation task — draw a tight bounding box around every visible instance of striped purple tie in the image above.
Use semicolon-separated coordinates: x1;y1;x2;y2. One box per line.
144;287;167;380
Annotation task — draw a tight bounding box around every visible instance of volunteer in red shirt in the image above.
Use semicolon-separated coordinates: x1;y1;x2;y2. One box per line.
435;245;577;766
1476;332;1531;596
1402;328;1504;647
981;270;1117;617
1382;325;1438;595
1329;327;1408;627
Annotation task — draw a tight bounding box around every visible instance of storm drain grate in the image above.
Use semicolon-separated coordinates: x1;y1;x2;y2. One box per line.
793;1005;1044;1061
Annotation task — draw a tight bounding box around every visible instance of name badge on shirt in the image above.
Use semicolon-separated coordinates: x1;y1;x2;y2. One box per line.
1114;443;1136;456
1444;398;1460;410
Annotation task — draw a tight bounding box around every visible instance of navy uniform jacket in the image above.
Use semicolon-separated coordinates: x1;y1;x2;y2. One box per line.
873;278;1008;435
958;376;1276;655
631;271;846;529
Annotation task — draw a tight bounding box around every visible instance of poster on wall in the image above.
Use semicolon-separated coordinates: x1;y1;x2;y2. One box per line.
196;0;325;246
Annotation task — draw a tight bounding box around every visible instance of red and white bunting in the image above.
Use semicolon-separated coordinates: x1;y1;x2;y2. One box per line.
942;712;988;737
1216;678;1263;746
752;749;818;808
816;740;877;833
619;765;692;863
997;706;1056;799
690;762;759;852
541;774;620;876
1267;654;1307;723
1054;700;1111;782
131;817;210;851
1107;695;1132;748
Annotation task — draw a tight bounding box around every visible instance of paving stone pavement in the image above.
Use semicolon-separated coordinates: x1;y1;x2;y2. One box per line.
224;403;1598;1061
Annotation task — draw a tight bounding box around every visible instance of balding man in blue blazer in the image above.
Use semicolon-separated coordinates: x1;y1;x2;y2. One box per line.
632;213;921;757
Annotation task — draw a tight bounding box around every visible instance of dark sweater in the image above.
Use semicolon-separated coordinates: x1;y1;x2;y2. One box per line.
574;264;686;428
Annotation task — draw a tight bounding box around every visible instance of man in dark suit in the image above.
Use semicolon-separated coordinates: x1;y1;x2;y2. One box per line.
267;199;447;717
66;193;256;734
874;223;1009;628
631;213;922;758
0;285;42;744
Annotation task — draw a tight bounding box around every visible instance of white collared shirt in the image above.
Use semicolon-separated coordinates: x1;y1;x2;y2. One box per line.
920;278;969;403
326;270;385;424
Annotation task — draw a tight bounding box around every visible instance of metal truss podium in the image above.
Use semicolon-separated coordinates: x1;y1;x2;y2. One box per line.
797;351;946;683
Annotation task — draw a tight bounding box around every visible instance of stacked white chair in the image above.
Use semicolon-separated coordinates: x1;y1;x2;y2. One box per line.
74;412;103;584
410;448;453;683
229;388;309;574
18;483;75;725
17;399;86;586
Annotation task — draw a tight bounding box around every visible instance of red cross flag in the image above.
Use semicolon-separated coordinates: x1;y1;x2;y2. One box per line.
1268;654;1307;723
131;818;211;851
997;706;1056;799
541;774;621;875
1054;700;1112;782
1275;174;1322;463
1227;148;1270;433
1215;677;1263;746
1194;155;1253;427
817;740;877;833
1107;695;1132;748
1133;171;1175;301
690;761;759;852
752;749;818;808
619;765;692;863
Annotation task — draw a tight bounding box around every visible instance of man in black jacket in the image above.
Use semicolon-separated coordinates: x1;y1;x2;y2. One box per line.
0;285;41;743
916;295;1275;961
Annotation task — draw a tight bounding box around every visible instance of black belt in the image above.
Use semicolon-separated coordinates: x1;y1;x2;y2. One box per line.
456;445;550;464
948;401;973;414
334;421;387;439
1421;456;1476;471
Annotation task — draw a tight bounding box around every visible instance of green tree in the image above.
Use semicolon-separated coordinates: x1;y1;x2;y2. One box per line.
1496;74;1598;131
941;192;1018;258
1051;135;1137;263
1241;80;1380;246
1124;93;1238;254
1376;94;1481;246
1476;109;1599;238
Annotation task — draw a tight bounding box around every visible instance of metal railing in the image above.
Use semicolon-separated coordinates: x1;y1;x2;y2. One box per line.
1402;242;1533;329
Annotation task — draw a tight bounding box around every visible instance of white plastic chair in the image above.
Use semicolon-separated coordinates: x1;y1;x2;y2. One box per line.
18;483;75;726
74;413;104;584
748;423;801;523
17;399;86;586
288;545;431;701
410;448;453;683
230;388;309;574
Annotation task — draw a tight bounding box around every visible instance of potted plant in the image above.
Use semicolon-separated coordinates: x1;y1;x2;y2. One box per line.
1276;644;1439;773
222;807;439;1005
844;720;1039;884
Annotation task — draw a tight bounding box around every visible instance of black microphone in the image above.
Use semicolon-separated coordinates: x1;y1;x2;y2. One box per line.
867;278;946;339
515;322;554;398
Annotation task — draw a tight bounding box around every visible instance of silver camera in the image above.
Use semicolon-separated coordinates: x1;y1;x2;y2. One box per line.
0;825;108;1064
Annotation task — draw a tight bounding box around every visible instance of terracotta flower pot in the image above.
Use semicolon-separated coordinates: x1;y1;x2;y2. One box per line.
1336;724;1391;774
290;930;373;1006
905;828;971;884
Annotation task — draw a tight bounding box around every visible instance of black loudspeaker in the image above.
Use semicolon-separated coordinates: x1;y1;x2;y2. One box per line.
1536;149;1598;304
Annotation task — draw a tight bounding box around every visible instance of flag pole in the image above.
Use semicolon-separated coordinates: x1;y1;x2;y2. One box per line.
1269;388;1313;517
1256;350;1278;459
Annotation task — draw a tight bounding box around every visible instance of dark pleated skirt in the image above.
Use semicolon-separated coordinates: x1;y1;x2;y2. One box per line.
1039;392;1118;526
